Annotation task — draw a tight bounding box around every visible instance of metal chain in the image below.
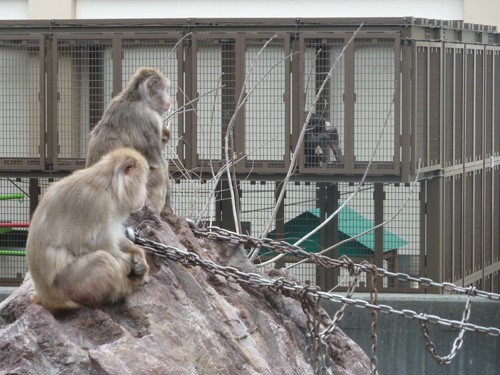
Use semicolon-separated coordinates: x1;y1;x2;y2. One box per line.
129;229;500;339
187;220;500;302
419;290;474;364
127;223;500;372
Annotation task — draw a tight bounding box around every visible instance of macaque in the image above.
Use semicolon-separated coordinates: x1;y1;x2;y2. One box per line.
304;112;343;167
27;148;150;311
86;67;172;212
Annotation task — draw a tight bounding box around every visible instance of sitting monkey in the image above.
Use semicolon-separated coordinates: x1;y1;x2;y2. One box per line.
86;67;172;212
304;112;343;167
27;148;150;311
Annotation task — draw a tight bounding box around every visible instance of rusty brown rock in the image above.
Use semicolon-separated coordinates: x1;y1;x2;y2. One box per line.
0;206;370;374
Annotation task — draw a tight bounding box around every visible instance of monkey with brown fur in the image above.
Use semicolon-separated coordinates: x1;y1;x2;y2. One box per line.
86;67;172;212
27;148;150;311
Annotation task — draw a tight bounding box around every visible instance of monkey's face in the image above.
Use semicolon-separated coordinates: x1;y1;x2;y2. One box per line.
151;79;171;115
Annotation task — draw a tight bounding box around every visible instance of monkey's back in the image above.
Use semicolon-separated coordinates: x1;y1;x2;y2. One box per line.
86;99;163;167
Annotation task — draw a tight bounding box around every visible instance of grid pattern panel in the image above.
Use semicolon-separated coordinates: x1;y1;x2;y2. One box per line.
354;39;395;165
444;177;453;281
474;170;483;272
240;181;276;239
475;50;484;161
195;39;224;162
444;48;454;166
464;172;474;276
122;39;180;165
56;39;113;160
485;50;493;157
282;182;318;285
303;39;345;168
0;39;41;163
485;169;492;267
415;46;428;167
384;183;421;288
0;178;30;283
465;49;475;162
428;47;441;166
454;49;464;164
495;52;500;156
244;39;286;162
494;167;500;267
170;179;216;225
453;175;463;280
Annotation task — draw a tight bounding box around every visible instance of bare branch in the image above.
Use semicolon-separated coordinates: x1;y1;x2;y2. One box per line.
223;35;296;233
159;32;192;72
250;23;364;262
285;158;422;271
257;86;393;268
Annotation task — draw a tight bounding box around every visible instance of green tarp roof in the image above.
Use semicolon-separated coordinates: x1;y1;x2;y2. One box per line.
266;206;407;257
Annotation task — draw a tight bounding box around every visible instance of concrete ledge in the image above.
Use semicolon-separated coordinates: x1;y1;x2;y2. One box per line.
321;293;499;375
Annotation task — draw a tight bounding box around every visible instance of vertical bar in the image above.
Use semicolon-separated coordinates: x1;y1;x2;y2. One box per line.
410;43;417;175
112;35;122;98
401;42;411;182
374;183;384;289
46;36;57;169
295;36;305;167
29;178;39;218
39;36;46;168
317;183;327;290
215;180;237;232
186;35;196;170
283;36;291;166
326;183;339;290
426;177;444;292
234;35;246;166
275;181;286;269
393;36;401;175
176;33;186;168
426;46;430;166
451;177;455;281
344;38;355;171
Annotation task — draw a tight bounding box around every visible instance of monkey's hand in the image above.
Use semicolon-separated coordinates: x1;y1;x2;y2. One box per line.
161;126;170;146
131;254;149;276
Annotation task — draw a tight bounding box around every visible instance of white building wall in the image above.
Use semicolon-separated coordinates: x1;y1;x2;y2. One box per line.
0;0;28;19
75;0;463;20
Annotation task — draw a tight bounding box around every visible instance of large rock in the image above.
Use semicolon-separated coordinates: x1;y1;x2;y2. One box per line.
0;207;370;374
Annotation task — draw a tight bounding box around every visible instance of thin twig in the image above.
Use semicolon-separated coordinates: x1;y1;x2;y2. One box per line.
223;35;293;233
159;32;192;72
258;86;394;268
285;158;422;271
250;23;364;262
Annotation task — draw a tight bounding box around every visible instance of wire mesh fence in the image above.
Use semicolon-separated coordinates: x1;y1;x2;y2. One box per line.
0;20;498;292
0;37;43;170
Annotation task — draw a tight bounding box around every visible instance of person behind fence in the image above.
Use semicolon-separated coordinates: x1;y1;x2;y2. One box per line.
304;112;343;167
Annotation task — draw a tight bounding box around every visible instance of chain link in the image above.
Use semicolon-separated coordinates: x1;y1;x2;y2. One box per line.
188;220;500;302
129;223;500;372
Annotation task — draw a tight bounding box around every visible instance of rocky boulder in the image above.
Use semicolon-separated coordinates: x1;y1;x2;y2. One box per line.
0;208;370;374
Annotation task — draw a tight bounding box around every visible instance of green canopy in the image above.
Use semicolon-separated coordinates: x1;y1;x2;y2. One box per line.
265;206;407;258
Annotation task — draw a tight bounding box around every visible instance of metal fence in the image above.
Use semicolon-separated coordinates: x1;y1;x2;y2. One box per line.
0;18;498;292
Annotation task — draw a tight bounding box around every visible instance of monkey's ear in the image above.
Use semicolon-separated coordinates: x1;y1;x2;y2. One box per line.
124;161;137;176
147;76;159;90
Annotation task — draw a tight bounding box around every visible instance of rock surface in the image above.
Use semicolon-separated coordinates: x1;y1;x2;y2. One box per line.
0;207;370;374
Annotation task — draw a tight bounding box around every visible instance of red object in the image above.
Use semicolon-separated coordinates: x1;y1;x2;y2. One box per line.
0;222;30;228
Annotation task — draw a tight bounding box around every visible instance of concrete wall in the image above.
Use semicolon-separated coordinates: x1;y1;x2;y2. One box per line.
322;294;500;374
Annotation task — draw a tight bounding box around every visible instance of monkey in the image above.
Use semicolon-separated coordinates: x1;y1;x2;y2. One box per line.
86;67;172;212
304;112;343;167
26;148;150;311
